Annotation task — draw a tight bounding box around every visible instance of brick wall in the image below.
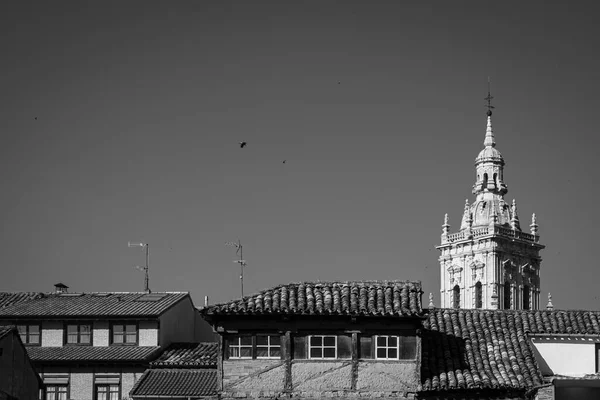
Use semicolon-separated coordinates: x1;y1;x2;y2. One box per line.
535;386;554;400
42;321;63;347
138;321;158;346
223;359;282;388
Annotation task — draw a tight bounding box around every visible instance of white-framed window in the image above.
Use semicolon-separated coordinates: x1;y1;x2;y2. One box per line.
375;335;399;359
46;385;68;400
228;336;253;359
256;335;281;359
309;335;337;359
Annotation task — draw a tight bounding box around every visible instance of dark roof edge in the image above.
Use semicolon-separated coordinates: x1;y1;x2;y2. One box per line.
156;293;192;318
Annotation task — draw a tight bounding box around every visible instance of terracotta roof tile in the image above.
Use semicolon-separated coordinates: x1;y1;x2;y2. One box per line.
420;309;545;393
27;346;161;363
201;281;422;317
151;343;218;367
0;292;43;309
0;292;189;318
130;369;217;398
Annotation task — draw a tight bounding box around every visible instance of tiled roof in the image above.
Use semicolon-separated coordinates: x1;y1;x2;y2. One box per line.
420;309;544;393
151;342;218;367
0;292;189;318
0;292;43;309
201;281;423;317
27;346;161;363
130;369;217;398
513;309;600;334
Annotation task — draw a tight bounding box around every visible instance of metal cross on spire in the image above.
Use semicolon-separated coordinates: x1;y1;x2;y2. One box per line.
485;77;494;116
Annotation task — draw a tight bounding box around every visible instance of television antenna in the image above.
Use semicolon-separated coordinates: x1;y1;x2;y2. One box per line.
225;239;246;298
128;242;150;293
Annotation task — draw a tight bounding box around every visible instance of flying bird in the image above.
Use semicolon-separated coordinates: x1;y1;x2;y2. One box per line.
239;141;247;148
34;117;37;120
282;160;286;164
337;81;341;84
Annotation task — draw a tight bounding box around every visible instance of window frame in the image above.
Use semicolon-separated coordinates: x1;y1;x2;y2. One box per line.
16;323;41;346
226;334;282;360
45;384;69;400
256;334;281;359
94;384;120;400
374;335;400;360
359;333;417;361
109;322;138;346
308;335;337;360
64;322;92;346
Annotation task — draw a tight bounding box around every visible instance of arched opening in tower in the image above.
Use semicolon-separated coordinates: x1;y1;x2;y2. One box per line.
504;283;511;310
475;282;482;309
523;285;530;310
453;285;460;309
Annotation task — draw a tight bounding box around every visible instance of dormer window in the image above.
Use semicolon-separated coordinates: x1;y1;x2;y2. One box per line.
66;323;91;345
17;324;41;346
111;323;137;345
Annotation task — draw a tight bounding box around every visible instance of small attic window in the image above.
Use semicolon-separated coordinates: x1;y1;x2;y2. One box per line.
135;293;167;302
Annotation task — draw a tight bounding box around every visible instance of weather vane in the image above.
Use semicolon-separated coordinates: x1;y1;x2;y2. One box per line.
225;239;247;298
128;242;150;293
485;77;494;115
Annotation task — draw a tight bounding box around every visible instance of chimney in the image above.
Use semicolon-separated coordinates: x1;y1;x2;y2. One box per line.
204;296;209;307
54;283;69;294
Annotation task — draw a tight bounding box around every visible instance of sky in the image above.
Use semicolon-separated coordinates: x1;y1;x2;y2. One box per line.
1;1;599;310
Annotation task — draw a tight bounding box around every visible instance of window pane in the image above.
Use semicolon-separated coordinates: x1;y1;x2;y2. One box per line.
323;347;336;358
337;335;352;359
360;336;373;359
256;335;268;346
256;347;268;358
310;348;322;358
57;390;67;400
229;347;240;358
113;334;123;344
376;336;386;347
293;336;306;359
81;325;91;334
240;336;252;346
388;348;398;359
113;325;124;334
240;347;252;358
323;336;336;347
126;325;136;333
376;348;386;359
29;325;40;334
126;333;136;343
80;333;91;344
310;336;322;346
270;348;281;358
388;336;397;347
29;333;40;344
67;334;78;344
67;325;77;334
17;325;26;334
47;390;55;400
270;335;281;345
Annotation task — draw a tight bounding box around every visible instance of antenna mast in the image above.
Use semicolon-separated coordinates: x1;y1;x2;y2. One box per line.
225;239;246;298
128;242;150;293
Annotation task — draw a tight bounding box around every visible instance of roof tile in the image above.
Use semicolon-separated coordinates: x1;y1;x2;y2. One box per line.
151;343;218;367
130;369;217;397
201;281;422;317
0;292;43;309
0;292;188;318
27;346;161;363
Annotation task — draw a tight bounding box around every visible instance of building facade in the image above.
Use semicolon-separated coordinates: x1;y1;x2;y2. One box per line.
0;326;43;400
438;106;545;310
0;288;209;400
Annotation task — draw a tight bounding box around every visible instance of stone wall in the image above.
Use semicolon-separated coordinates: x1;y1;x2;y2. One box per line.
292;362;352;391
356;361;418;391
534;386;554;400
223;359;283;389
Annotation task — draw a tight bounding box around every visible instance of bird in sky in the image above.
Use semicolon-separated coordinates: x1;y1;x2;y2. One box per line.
282;160;286;164
34;117;37;120
337;81;341;84
239;141;247;148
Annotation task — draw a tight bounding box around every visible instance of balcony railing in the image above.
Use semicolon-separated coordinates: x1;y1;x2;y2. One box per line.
442;225;539;244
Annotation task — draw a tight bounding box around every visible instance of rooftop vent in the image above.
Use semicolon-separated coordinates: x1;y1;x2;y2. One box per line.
54;283;69;294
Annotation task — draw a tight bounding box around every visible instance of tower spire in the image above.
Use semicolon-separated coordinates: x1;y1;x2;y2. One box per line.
484;77;495;147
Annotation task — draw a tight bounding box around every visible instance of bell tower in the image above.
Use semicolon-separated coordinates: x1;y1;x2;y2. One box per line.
437;86;545;310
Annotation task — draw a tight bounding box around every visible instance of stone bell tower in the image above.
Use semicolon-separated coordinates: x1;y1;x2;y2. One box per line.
437;88;545;310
